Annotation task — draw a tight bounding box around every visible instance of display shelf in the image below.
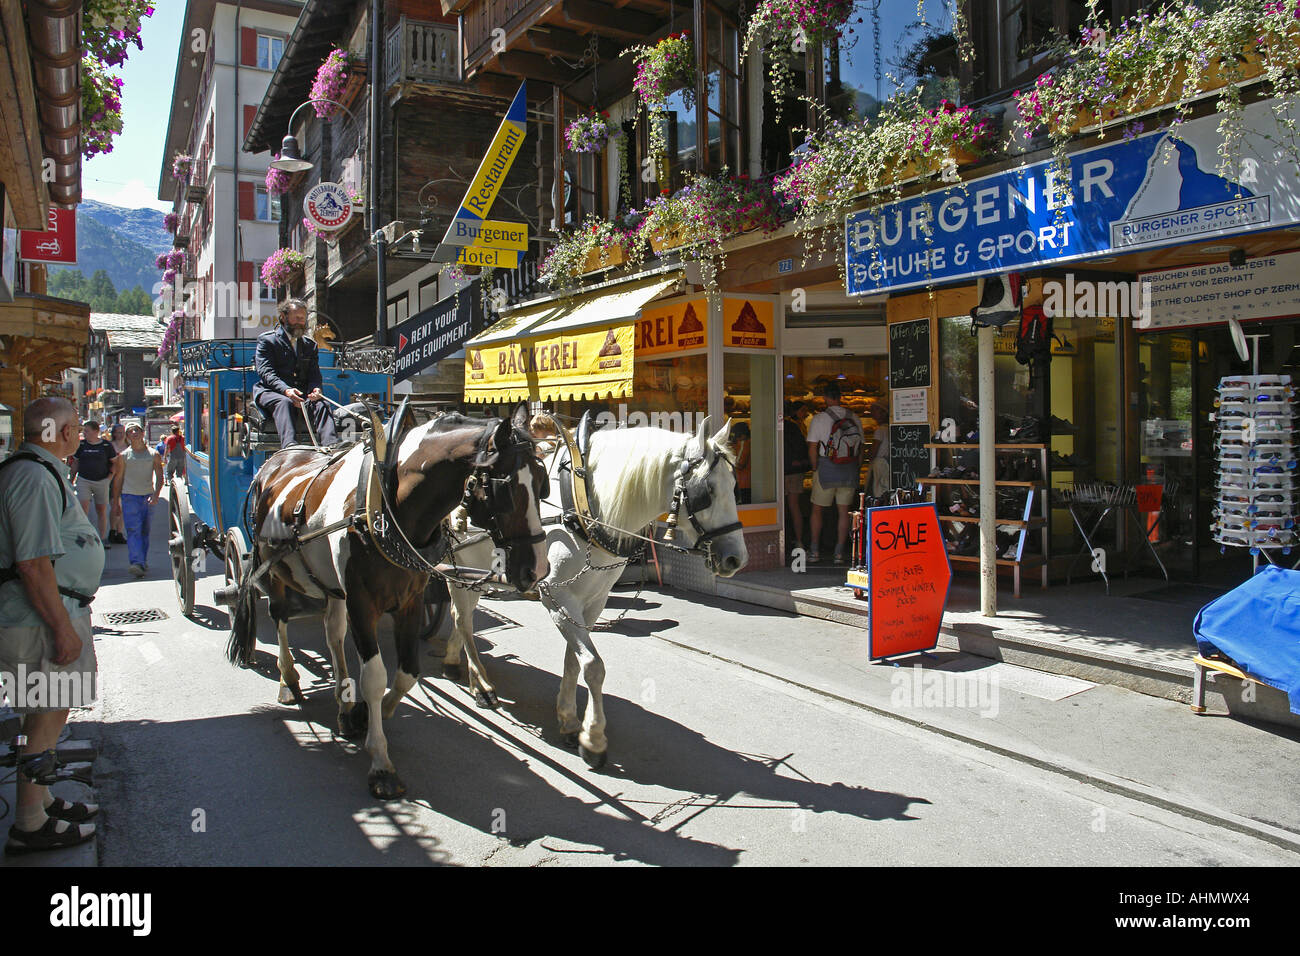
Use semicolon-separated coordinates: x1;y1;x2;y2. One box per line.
924;443;1048;450
920;477;1044;487
939;515;1047;526
928;442;1051;596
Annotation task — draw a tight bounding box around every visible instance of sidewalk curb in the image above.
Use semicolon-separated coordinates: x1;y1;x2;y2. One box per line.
646;631;1300;856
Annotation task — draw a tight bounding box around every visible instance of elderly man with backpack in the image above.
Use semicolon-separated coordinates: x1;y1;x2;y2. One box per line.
806;382;864;564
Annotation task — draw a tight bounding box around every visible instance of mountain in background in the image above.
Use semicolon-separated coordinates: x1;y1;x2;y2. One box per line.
48;199;172;300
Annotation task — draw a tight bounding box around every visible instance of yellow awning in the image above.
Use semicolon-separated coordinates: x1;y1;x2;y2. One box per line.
464;275;681;403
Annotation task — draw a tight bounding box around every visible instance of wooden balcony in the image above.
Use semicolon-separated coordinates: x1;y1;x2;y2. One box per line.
385;17;462;90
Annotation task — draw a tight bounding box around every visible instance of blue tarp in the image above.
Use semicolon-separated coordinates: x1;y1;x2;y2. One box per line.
1193;566;1300;715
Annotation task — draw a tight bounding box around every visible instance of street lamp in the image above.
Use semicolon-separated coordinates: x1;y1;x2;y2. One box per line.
269;98;364;174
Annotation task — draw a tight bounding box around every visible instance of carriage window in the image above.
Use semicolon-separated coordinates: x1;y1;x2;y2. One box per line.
187;389;210;456
227;392;250;459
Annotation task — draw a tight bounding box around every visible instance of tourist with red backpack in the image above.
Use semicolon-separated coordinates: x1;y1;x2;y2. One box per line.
805;382;864;564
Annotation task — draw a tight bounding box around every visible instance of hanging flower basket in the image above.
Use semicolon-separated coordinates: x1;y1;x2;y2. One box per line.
311;49;366;118
261;249;307;289
265;163;294;196
742;0;854;122
163;211;179;233
172;152;193;182
565;110;617;154
632;32;696;156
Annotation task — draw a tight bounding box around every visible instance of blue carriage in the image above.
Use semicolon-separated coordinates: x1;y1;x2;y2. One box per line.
169;339;392;617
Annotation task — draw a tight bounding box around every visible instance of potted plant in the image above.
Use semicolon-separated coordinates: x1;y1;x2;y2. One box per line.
539;218;634;289
565;110;618;154
163;211;179;233
265;163;294;196
742;0;855;121
261;248;307;289
311;48;366;118
171;152;193;182
1011;1;1300;189
631;32;697;155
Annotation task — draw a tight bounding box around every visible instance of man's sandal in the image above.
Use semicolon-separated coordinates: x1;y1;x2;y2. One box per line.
5;817;95;855
47;797;98;823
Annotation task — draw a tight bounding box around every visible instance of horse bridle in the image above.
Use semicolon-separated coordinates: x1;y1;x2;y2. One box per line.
462;425;549;557
663;449;743;557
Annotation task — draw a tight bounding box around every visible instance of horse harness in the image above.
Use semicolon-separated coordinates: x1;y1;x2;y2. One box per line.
539;411;742;562
249;401;541;599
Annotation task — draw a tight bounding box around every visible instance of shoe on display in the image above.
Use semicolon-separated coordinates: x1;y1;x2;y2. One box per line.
1050;415;1078;434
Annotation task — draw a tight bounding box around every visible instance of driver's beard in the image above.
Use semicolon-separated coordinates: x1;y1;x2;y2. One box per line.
287;326;304;344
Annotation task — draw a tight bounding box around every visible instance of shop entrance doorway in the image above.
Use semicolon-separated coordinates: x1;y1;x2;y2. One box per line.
1139;319;1300;586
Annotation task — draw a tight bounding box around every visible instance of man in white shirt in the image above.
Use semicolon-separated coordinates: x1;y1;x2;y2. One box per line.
805;382;864;563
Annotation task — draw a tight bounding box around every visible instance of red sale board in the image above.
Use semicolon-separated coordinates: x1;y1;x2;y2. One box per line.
19;208;77;264
867;503;952;661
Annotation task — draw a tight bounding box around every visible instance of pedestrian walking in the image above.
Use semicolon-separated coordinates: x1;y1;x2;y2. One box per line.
783;400;811;554
806;382;864;564
164;424;185;480
68;421;119;549
107;422;128;546
118;421;164;577
864;401;892;503
0;398;103;854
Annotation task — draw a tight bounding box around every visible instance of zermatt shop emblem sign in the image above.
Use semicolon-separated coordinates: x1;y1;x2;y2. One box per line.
304;182;353;231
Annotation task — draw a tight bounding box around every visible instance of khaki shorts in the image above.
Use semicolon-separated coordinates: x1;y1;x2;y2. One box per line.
0;614;97;714
811;473;856;507
77;475;112;511
784;474;807;496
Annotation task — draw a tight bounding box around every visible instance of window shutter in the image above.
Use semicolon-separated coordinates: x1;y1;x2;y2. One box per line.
243;105;257;139
238;261;255;302
240;28;257;67
237;181;255;221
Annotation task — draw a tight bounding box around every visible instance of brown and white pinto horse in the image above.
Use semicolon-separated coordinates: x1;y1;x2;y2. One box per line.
226;405;548;798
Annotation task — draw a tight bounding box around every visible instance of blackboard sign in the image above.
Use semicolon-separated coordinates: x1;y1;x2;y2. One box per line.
889;318;931;390
890;424;929;491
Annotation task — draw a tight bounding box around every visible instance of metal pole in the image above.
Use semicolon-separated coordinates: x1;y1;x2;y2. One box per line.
371;0;387;346
978;324;997;617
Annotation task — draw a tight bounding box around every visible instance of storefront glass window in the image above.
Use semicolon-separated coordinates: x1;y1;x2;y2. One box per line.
782;355;888;492
724;352;776;505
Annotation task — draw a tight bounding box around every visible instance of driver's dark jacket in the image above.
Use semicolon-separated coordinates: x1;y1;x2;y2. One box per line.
252;325;323;405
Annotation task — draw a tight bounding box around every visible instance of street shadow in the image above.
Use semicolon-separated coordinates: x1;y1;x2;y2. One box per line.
437;638;931;828
219;614;741;864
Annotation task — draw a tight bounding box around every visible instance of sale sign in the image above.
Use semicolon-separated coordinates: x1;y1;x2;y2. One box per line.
867;503;952;661
19;208;77;264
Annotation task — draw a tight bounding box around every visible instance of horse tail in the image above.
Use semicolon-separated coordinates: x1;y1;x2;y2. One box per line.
226;580;257;667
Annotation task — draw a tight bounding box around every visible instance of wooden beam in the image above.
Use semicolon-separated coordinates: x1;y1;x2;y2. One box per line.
522;26;620;62
561;0;662;41
497;50;581;87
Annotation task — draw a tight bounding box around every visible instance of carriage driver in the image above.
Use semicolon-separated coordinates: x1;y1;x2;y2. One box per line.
253;298;338;448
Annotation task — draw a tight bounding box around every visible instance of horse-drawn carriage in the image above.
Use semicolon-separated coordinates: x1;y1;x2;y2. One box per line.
170;336;748;797
168;338;394;618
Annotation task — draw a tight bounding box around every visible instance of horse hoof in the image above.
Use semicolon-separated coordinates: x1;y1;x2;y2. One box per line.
474;689;499;710
580;745;608;770
560;731;580;750
368;770;406;800
442;663;462;682
339;701;369;739
278;683;303;707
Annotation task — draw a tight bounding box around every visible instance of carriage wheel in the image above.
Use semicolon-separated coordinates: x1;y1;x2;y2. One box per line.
224;528;249;590
169;492;195;618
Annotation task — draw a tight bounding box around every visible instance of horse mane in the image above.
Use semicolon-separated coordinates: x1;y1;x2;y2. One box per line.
585;425;694;539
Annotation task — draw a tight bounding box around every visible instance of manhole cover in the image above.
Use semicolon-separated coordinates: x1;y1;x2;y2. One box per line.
101;608;169;625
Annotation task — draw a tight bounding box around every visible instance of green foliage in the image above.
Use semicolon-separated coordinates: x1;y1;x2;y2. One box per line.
46;269;153;314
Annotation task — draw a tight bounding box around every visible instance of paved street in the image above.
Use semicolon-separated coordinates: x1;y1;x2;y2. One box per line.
71;491;1300;867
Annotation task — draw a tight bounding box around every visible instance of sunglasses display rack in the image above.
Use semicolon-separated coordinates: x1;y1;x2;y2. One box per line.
1210;374;1297;556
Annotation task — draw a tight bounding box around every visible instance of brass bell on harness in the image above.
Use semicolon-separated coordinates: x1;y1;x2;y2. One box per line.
663;488;682;543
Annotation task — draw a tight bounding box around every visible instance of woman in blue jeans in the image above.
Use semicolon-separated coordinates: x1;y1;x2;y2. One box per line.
119;422;164;577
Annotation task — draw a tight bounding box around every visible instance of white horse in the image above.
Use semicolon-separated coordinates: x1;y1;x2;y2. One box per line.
437;416;748;768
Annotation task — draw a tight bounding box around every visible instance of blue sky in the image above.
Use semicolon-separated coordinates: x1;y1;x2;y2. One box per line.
82;3;186;212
